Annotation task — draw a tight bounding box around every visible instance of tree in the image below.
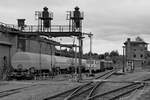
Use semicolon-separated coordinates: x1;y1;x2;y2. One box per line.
104;52;109;58
110;50;119;57
99;54;105;59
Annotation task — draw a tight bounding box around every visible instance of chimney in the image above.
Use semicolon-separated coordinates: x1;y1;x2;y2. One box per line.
127;38;131;42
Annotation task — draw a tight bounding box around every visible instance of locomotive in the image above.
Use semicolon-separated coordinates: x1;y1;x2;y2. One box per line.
9;52;113;80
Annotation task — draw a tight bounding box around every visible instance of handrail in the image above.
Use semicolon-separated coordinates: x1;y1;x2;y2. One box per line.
0;22;76;33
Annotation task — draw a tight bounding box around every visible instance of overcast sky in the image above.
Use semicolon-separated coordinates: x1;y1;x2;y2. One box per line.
1;0;150;54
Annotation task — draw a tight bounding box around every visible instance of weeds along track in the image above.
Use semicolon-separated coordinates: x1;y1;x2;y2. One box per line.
44;70;115;100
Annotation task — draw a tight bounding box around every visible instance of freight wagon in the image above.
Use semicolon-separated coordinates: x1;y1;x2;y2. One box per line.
9;52;113;80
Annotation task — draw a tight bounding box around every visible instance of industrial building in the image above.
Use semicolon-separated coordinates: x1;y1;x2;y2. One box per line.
124;37;148;71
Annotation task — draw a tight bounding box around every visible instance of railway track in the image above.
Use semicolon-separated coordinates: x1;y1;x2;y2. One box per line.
0;84;43;98
86;70;115;99
87;78;150;100
44;70;115;100
44;70;150;100
87;82;144;100
2;70;149;100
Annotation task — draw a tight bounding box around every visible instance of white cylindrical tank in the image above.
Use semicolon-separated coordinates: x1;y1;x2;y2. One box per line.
11;52;55;70
54;56;72;69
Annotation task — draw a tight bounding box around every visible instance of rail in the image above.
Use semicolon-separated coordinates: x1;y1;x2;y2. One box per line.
86;70;115;99
87;83;144;100
0;84;39;98
87;78;150;100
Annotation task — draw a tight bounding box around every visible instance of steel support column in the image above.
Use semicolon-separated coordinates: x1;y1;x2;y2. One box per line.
78;35;83;81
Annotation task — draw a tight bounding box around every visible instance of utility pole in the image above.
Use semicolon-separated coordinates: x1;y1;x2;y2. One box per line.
89;32;93;75
39;40;42;78
78;35;83;80
122;46;125;73
74;45;77;75
82;32;93;75
51;45;53;72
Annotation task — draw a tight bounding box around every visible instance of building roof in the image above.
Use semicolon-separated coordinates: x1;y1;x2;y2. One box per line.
124;41;148;45
124;36;148;44
124;37;148;45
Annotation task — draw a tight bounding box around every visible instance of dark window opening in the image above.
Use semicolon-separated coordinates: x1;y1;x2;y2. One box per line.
134;49;136;51
133;54;136;58
141;54;143;58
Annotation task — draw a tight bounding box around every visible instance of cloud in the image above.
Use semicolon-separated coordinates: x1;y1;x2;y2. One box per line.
1;0;150;54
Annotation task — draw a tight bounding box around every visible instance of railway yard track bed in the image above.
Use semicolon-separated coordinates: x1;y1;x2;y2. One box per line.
44;71;150;100
1;70;150;100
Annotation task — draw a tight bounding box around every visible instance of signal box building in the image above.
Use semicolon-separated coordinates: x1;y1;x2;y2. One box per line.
124;37;148;70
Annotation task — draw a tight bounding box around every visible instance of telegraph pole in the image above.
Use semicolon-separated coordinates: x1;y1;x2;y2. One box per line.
89;33;93;75
74;45;77;75
82;32;93;75
78;35;83;80
122;46;125;73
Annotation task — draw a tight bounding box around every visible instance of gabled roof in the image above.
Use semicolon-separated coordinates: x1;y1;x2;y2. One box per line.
124;41;148;45
124;37;148;45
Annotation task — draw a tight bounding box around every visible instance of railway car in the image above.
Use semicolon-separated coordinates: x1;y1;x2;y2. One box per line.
10;52;113;80
10;52;86;79
86;60;101;70
85;59;113;73
10;52;55;79
11;52;54;70
100;60;113;70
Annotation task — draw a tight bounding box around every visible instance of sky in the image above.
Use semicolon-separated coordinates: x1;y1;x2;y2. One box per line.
1;0;150;54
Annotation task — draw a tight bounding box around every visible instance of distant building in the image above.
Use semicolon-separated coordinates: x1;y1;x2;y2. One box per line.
124;37;148;70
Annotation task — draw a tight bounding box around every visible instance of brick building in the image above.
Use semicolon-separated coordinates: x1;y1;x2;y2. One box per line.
124;37;148;70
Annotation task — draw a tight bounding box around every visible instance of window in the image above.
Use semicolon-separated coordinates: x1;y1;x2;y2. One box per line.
133;54;136;58
134;49;136;51
133;44;136;46
139;44;143;47
141;54;143;58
